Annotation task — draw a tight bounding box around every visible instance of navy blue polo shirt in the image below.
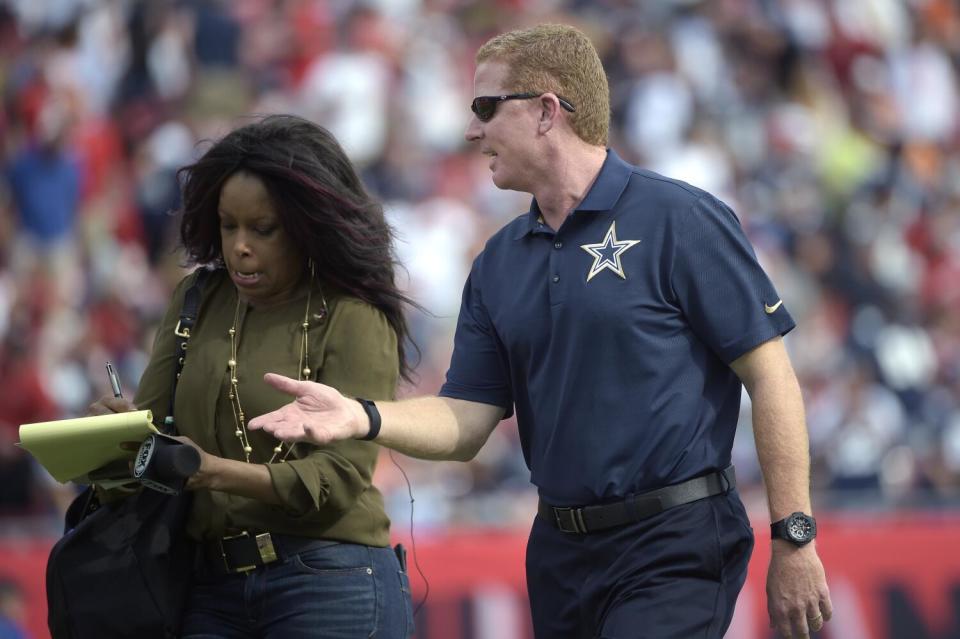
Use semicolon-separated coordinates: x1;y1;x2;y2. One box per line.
440;150;795;506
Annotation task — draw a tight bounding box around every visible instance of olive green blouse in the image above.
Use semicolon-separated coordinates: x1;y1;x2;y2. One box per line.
133;269;398;546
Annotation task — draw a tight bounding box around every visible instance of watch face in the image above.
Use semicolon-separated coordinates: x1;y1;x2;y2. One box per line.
786;513;815;543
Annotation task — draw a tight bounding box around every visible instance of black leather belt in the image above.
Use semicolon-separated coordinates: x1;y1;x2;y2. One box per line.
200;532;331;575
538;466;736;534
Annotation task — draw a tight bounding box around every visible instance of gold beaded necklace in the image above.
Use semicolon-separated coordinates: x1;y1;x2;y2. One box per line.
226;272;326;463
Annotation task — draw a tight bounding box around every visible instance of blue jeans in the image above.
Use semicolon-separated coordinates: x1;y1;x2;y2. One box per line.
182;541;414;638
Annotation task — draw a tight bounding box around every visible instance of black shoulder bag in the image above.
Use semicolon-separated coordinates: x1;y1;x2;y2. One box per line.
46;269;211;639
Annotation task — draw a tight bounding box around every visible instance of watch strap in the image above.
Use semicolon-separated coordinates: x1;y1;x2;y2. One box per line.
770;518;788;540
356;398;382;441
770;512;816;545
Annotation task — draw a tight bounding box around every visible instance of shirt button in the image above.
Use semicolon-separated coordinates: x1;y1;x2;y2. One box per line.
554;241;563;249
552;275;560;283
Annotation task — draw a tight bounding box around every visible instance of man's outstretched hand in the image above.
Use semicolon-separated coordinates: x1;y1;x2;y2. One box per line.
247;373;368;444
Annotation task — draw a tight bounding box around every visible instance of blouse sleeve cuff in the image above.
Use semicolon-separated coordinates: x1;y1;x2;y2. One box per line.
265;461;328;517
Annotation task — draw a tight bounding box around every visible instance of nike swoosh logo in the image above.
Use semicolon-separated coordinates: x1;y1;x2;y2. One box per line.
764;300;783;314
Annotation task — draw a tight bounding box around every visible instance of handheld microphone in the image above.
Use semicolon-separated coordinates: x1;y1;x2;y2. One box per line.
133;434;201;495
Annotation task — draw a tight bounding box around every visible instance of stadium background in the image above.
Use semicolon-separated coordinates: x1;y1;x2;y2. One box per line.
1;0;958;637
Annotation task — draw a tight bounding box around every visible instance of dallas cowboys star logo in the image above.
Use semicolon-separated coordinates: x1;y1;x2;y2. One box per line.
580;221;640;282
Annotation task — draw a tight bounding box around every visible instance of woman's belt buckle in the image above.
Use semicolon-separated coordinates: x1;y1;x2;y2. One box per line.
256;532;279;564
219;531;278;573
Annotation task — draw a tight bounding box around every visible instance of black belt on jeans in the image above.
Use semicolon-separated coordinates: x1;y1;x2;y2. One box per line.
538;466;736;534
200;532;330;575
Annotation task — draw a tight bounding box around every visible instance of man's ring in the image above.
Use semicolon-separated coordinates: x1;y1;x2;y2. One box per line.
809;613;823;621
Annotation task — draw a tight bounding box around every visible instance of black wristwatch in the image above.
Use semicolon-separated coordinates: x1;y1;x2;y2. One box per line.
770;512;817;546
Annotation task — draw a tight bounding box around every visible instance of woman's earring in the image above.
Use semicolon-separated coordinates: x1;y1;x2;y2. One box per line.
308;258;316;279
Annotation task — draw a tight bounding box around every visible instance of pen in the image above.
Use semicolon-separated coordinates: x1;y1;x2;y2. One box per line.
106;362;123;399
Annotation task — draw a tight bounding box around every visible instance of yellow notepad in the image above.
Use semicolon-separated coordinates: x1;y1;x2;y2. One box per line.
18;410;158;483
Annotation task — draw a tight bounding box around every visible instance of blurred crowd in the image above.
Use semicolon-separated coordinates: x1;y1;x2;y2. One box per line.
0;0;958;537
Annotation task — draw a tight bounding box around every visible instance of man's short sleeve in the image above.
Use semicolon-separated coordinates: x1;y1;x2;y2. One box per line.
439;260;514;416
671;195;795;364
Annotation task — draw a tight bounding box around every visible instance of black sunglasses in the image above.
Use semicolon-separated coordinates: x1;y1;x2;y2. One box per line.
470;92;576;122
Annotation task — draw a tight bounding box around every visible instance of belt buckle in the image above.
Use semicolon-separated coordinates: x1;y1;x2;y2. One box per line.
219;532;278;573
173;319;191;338
554;507;587;534
255;532;278;564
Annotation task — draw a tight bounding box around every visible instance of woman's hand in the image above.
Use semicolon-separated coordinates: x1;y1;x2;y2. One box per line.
89;397;142;467
88;396;138;415
170;435;281;504
169;435;216;491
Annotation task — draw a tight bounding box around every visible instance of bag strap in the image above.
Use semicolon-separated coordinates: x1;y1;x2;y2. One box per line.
67;269;212;526
162;268;212;435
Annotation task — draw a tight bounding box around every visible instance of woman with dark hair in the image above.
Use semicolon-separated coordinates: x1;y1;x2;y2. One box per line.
91;115;416;637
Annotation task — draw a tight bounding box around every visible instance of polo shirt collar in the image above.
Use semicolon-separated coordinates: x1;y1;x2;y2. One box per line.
514;149;633;240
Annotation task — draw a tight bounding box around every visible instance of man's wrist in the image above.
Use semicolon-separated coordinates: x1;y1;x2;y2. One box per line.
770;511;817;546
771;538;817;556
